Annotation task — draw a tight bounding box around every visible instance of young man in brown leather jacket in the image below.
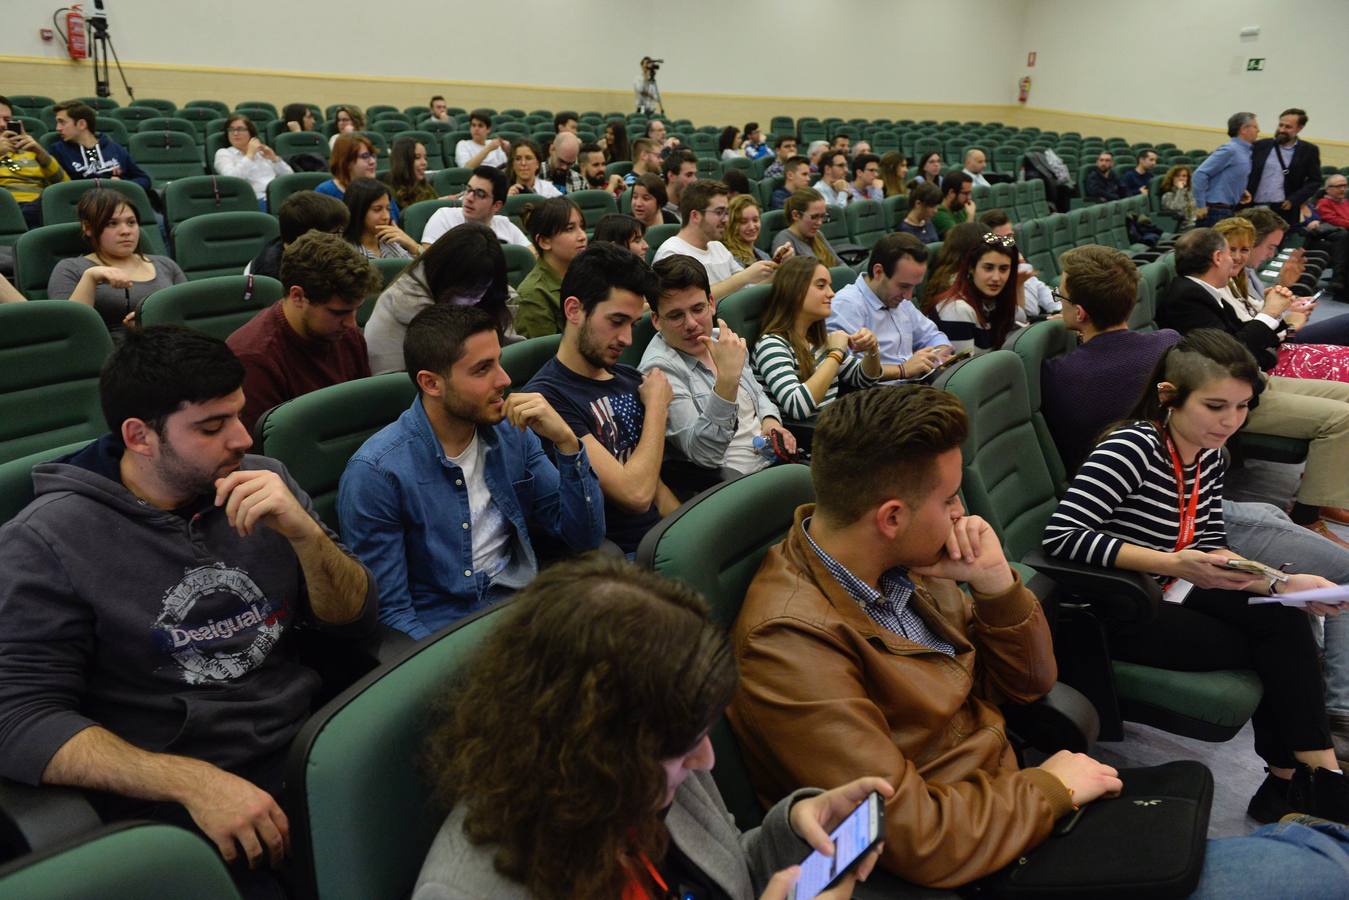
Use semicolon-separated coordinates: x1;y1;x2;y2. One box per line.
728;385;1123;889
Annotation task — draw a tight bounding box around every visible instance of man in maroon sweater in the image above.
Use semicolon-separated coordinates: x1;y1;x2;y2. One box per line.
228;232;382;432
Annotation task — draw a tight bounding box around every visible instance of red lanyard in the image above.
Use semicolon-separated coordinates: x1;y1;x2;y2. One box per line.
1162;428;1201;551
621;853;668;900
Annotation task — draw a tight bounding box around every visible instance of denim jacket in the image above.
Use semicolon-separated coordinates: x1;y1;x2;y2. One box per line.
338;397;604;639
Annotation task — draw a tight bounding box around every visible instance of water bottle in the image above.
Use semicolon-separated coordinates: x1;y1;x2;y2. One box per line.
752;433;777;462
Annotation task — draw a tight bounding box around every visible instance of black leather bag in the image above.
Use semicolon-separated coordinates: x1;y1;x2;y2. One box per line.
986;761;1213;899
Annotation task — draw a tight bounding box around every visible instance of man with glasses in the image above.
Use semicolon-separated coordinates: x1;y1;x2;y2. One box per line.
932;172;977;239
623;138;662;186
543;132;585;194
813;149;852;207
420;166;531;249
652;179;775;300
847;153;883;203
0;94;67;227
1314;174;1349;298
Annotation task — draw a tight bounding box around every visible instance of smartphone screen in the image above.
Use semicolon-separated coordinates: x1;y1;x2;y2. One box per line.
790;792;883;900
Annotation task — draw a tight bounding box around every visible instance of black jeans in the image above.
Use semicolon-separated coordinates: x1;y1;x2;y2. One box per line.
1108;587;1331;768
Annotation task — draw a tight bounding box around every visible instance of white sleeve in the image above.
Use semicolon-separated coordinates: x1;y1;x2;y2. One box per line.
421;209;453;245
454;141;473;167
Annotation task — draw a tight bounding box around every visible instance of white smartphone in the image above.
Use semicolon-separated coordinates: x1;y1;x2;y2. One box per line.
789;791;885;900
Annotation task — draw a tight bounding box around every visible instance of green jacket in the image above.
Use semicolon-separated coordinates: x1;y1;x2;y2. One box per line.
514;259;564;339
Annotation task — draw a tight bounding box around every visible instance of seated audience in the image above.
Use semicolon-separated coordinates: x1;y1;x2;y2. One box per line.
723;194;781;267
932;171;976;238
662;150;698;219
653;179;774;299
1044;329;1349;822
552;111;578;135
515;197;588;338
342;178;418;260
578;140;623;194
523;243;677;553
812;149;852;207
281;102;316;133
317;134;398;225
806;140;829;173
0;94;67;227
962;148;992;188
0;326;375;893
213;114;292;205
246;190;348;280
772;190;841;267
847;152;883;202
730;385;1349;890
829;233;950;381
645;118;679;154
623;137;662;185
506;138;562;198
327;105;364;149
981;209;1059;320
364;222;513;374
1084;150;1124;202
770;155;811;210
592;212;649;258
427;95;455;127
924;231;1020;353
752;256;880;420
1240;205;1344;314
1119;148;1157;196
1158;228;1349;544
922;221;989;301
718;125;742;160
879;150;909;197
420;165;529;248
896;181;941;244
542;132;584;194
722;167;751;198
227;231;380;431
762;133;798;179
831;134;851;155
851;139;871;158
413;554;887;900
49;101;151;190
1316;173;1349;230
641;254;795;479
602;120;630;164
913;151;944;186
47;188;186;334
340;305;604;639
742;121;772;160
630;172;679;227
454;109;509;168
384;136;436;210
1161;164;1198;229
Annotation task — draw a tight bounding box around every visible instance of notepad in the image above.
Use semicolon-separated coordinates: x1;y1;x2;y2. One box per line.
1249;583;1349;607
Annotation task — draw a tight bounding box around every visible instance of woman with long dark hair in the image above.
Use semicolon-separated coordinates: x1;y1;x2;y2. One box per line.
342;177;419;260
925;231;1020;353
603;120;630;164
415;555;889;900
385;136;436;210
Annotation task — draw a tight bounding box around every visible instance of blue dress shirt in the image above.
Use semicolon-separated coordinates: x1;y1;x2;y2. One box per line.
1192;138;1252;208
828;275;950;371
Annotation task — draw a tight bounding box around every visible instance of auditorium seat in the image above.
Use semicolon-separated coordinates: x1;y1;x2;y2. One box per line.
137;274;284;340
0;188;26;258
567;189;619;230
13;222;86;300
401;199;460;243
131;130;206;187
163;175;261;232
39;179;167;255
129;98;177;116
107;106;156;129
845;199;886;249
172;211;279;281
266;171;330;213
183;100;228;116
430;167;471;197
273;131;328;159
500;334;562;394
643;223;680;263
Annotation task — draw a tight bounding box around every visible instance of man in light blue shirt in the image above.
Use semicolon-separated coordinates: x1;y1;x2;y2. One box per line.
813;148;853;207
338;304;605;639
1193;112;1258;227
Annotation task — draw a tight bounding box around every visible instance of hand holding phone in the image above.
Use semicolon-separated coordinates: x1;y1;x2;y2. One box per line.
786;782;891;900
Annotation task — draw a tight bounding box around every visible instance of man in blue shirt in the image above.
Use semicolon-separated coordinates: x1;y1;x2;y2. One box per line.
1118;149;1157;197
1193;112;1258;227
1083;151;1124;202
338;305;605;639
828;233;951;381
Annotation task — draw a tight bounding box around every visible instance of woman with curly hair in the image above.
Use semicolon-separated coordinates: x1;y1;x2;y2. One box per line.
415;555;890;900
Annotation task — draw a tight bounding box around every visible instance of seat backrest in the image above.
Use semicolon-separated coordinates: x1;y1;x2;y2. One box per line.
1003;320;1077;491
618;313;657;368
0;302;114;464
0;186;27;248
138;274;284;340
567;189;619;229
717;283;773;348
500;334;563;394
258;373;417;531
13;222;88;299
173;211;279;281
430;166;472;197
881;194;909;230
129;130;202;170
0;440;93;525
757;209;787;253
845;199;886;248
820;204;849;245
401;198;461;243
163;175;260;231
0;821;241;900
1138;256;1173;321
636;466;816;829
273;131;329;159
285;601;510;900
937;350;1063;562
643;223;681;263
39;178;166;255
1068;207;1097;246
503;243;534;288
266;171;330;213
1129;268;1157;332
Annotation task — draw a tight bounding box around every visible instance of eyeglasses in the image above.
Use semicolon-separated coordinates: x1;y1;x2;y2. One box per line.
227;126;251;133
702;206;729;218
982;233;1016;248
462;186;491;200
357;151;376;161
1051;288;1070;305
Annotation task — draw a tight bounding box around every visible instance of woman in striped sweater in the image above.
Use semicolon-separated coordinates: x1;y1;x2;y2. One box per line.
1043;329;1348;823
750;256;880;421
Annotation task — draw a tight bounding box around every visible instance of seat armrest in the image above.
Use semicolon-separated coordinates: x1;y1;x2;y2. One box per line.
1021;549;1161;624
0;779;101;857
1003;682;1100;755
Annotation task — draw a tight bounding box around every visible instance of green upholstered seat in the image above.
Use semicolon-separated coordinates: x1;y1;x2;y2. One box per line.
500;334;562;394
163;175;259;231
265;171;329;213
137;274;284;340
39;178;167;255
173;212;279;281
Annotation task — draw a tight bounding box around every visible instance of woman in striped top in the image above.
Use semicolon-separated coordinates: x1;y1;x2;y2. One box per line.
925;231;1021;353
751;256;881;421
1043;329;1347;822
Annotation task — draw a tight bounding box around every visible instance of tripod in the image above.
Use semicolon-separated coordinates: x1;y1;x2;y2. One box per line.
88;15;135;101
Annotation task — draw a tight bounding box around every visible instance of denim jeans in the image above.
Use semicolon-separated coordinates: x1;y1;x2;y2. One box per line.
1224;500;1349;715
1192;821;1349;899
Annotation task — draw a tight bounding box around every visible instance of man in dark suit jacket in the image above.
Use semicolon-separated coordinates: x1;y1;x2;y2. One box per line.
1247;108;1322;227
1157;227;1290;371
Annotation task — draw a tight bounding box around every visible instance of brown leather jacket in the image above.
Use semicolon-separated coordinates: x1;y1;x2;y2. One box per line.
728;505;1073;889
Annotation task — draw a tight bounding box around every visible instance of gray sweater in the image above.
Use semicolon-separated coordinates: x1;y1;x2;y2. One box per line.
412;769;817;900
47;255;186;332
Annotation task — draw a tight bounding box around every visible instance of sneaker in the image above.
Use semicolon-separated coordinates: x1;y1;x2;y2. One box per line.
1248;771;1297;823
1303;519;1349;551
1308;767;1349;825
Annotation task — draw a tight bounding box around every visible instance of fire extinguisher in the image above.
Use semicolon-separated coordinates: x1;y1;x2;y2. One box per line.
1018;76;1032;104
66;5;88;60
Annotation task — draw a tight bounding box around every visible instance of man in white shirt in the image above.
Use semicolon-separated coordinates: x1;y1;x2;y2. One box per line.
420;166;531;250
454;109;509;169
963;149;992;188
653;180;775;300
813;149;852;207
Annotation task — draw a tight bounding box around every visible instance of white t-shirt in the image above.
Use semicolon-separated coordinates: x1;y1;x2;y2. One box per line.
420;207;530;247
653;235;745;285
455;139;508;168
722;381;770;475
447;432;511;577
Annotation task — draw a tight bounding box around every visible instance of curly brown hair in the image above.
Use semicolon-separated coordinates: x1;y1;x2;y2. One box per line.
422;555;738;900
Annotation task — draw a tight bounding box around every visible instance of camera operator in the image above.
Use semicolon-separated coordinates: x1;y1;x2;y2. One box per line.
635;57;663;116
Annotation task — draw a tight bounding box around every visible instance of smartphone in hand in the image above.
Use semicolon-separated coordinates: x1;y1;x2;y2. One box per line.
789;791;884;900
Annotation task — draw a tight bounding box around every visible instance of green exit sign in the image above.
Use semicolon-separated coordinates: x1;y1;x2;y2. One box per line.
1246;58;1265;71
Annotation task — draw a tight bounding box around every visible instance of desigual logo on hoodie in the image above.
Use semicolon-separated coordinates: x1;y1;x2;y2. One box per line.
152;563;288;685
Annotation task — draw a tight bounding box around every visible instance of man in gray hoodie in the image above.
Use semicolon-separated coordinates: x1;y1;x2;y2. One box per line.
0;326;377;881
